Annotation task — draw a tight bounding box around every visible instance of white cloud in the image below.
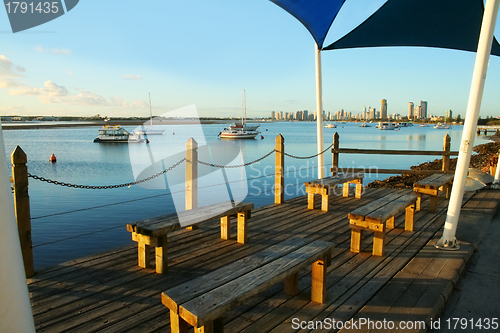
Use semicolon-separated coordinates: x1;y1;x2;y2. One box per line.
50;48;72;55
0;55;26;77
8;87;40;96
0;105;26;114
64;70;74;76
35;46;45;53
112;97;148;109
65;90;108;106
38;80;69;103
0;80;19;88
122;74;143;80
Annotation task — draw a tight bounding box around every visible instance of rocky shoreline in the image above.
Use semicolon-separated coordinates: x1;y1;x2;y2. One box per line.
368;133;500;189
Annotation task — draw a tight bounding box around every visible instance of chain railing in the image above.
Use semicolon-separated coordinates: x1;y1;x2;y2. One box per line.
27;157;186;189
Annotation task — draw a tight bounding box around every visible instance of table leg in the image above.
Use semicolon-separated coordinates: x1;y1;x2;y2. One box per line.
156;236;168;274
307;193;315;210
170;310;189;333
220;216;231;240
311;257;328;304
372;230;386;256
350;227;363;253
405;204;415;232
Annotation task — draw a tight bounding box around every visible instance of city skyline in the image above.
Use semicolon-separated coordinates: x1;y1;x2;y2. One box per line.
1;1;500;119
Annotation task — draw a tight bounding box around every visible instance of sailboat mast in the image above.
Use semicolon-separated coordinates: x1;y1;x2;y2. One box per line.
149;93;153;128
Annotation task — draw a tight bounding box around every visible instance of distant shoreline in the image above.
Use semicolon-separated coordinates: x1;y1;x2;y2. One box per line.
0;119;240;130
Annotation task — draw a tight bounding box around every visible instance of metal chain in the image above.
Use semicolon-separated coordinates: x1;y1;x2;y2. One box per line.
198;148;276;168
28;158;186;189
283;143;334;160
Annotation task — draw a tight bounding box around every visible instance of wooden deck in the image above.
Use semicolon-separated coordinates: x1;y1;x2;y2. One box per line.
28;187;500;333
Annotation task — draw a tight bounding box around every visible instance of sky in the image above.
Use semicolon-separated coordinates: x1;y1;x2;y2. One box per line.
1;0;500;119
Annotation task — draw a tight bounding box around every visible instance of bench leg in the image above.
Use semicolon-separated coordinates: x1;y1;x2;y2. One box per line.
373;231;386;256
195;318;224;333
321;194;329;212
307;193;315;210
155;236;168;274
220;216;231;240
343;183;349;197
284;272;299;296
415;192;422;211
405;204;415;232
350;228;363;253
355;181;363;199
311;256;328;304
237;211;247;244
138;242;151;269
429;195;438;213
170;310;189;333
386;216;395;229
445;184;452;199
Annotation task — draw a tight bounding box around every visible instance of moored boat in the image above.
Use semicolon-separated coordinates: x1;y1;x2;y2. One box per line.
324;123;336;128
434;123;451;129
377;122;396;130
219;129;260;139
94;125;144;143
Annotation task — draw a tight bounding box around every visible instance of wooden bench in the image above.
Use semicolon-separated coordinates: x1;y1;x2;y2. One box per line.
304;173;364;211
413;173;454;212
348;192;417;256
161;237;334;333
126;201;253;274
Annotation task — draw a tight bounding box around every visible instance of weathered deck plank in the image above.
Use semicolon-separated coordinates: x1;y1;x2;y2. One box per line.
28;187;498;333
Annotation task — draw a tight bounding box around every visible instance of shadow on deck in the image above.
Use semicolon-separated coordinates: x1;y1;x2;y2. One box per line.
28;187;500;333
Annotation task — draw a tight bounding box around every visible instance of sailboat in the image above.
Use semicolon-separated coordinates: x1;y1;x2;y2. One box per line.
135;93;164;135
219;89;260;139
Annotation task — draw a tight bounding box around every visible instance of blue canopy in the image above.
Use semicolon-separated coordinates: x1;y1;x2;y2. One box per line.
324;0;500;56
270;0;347;49
271;0;500;56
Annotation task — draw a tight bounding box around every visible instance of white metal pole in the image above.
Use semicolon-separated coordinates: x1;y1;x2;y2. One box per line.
0;122;36;332
315;43;325;179
494;150;500;183
436;0;500;250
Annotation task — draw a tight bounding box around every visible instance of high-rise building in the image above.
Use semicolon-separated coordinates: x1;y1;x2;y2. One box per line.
381;99;387;119
414;105;421;119
303;110;308;121
408;102;414;120
445;109;453;119
271;111;275;120
420;101;428;119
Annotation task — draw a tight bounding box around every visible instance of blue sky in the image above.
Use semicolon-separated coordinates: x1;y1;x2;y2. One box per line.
1;0;500;119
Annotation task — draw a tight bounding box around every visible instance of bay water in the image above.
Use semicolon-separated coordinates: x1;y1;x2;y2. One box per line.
1;122;484;269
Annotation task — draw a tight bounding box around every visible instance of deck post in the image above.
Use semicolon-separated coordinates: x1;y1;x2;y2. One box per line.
186;138;198;229
11;146;34;278
275;134;284;204
331;133;339;176
442;134;451;172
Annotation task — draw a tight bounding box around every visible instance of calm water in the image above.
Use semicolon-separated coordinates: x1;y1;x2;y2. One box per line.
1;122;487;269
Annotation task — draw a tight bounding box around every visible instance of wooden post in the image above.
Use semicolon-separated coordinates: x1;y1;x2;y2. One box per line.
311;256;328;304
11;146;34;278
331;132;339;176
442;134;451;172
275;134;284;204
185;138;198;230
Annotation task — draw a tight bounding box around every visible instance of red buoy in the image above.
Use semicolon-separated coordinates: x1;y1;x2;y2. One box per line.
49;154;57;163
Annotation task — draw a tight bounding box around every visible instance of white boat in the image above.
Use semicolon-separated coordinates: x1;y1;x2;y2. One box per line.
419;124;428;127
324;123;336;128
359;123;370;127
219;89;260;140
135;93;164;136
219;129;260;139
434;123;451;129
94;125;144;143
378;122;396;130
229;123;260;131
